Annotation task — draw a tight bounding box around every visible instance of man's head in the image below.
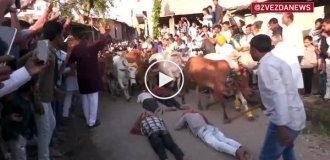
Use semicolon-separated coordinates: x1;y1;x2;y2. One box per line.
163;24;168;28
322;14;330;34
222;21;230;31
43;21;64;48
304;36;313;47
192;22;197;27
245;24;252;35
202;8;209;15
251;21;262;34
202;25;209;33
197;26;203;33
212;25;222;34
315;18;323;30
250;34;273;61
174;34;179;41
207;5;212;12
213;0;218;5
282;12;294;26
268;18;279;31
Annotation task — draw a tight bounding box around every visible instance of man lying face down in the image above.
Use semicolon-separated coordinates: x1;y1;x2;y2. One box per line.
175;109;251;160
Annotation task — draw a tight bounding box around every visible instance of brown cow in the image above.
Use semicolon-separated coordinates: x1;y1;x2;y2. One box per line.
182;57;251;122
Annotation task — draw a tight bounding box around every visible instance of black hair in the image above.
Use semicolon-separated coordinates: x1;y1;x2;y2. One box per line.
202;8;210;14
315;18;323;24
207;5;212;9
202;25;208;28
0;38;8;56
246;24;252;28
43;21;63;41
222;21;230;26
250;34;272;53
253;21;263;29
268;18;278;24
213;24;222;30
197;26;202;30
304;36;313;41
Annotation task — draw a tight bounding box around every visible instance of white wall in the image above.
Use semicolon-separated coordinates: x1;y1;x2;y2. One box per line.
241;6;325;35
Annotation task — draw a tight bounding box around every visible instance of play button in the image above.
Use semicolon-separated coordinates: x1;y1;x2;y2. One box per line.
159;72;174;87
144;60;184;100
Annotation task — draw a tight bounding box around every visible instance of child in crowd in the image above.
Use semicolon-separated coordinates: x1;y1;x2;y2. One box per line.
198;8;213;28
1;79;37;160
300;36;317;96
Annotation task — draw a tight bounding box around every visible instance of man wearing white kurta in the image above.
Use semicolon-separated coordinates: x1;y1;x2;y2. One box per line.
282;13;304;59
250;35;306;160
271;35;304;89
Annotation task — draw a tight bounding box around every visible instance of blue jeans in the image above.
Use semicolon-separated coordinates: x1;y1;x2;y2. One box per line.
259;122;301;160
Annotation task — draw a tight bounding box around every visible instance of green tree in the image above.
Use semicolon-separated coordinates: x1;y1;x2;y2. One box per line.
152;0;161;39
57;0;112;23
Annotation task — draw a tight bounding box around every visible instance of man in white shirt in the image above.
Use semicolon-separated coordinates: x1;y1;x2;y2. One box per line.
188;22;198;39
282;13;304;59
271;35;304;89
250;34;306;160
220;21;231;43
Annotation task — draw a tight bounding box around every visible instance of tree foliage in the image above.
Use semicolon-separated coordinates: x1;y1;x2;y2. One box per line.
57;0;112;23
152;0;161;39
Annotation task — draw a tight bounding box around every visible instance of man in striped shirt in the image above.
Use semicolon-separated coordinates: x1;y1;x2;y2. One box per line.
140;112;187;160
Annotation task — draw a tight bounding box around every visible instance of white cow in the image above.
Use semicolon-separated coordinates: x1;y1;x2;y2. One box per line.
113;54;137;101
204;53;254;119
149;53;183;90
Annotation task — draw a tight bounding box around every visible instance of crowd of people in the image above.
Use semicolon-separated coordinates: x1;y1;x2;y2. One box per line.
0;0;113;159
0;0;330;160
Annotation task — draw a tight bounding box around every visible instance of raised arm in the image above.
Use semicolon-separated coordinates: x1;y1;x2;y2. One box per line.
27;3;52;36
91;23;112;52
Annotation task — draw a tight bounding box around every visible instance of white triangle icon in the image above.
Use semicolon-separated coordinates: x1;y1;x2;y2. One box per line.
159;72;174;87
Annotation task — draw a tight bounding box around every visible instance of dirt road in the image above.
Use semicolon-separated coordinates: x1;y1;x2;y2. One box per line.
59;92;330;160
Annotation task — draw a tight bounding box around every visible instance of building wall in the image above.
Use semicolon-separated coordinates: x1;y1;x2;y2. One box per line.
230;6;326;36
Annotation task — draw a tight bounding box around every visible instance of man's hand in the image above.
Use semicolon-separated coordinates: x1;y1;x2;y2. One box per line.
277;126;291;146
0;55;15;88
99;23;107;35
11;113;23;122
24;55;48;76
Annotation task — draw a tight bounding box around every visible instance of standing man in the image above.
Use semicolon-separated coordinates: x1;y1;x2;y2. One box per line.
69;24;112;128
213;0;224;25
18;21;64;160
250;35;306;160
268;18;283;37
282;13;304;61
319;15;330;100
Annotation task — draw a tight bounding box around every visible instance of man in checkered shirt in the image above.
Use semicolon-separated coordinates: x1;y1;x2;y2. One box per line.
140;112;187;160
